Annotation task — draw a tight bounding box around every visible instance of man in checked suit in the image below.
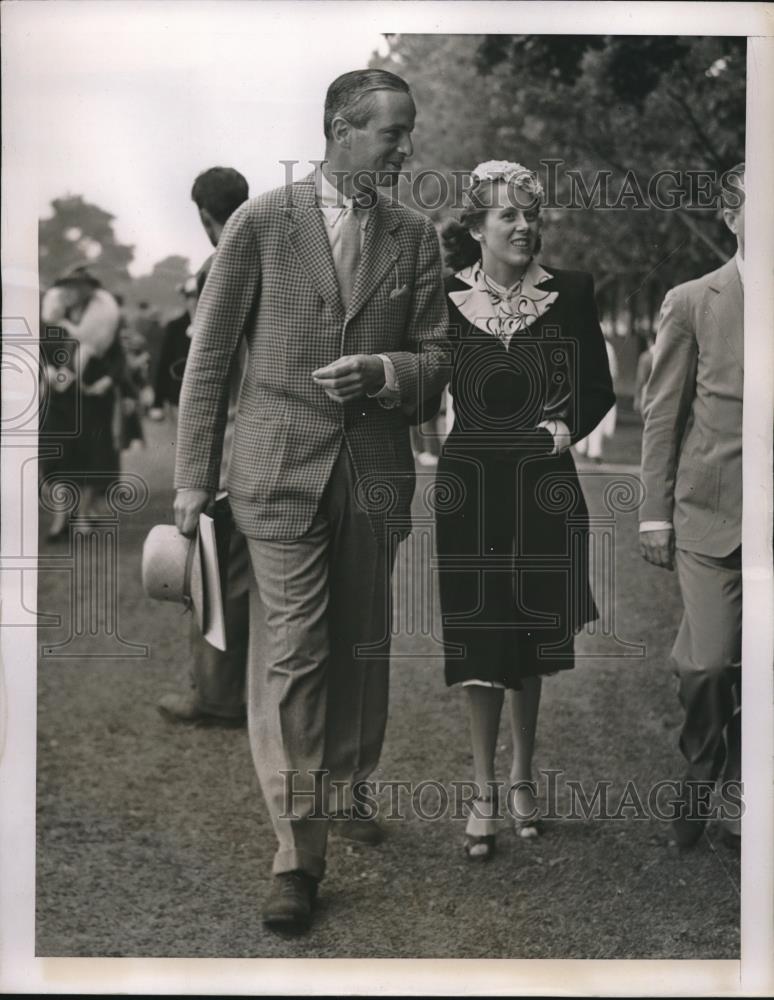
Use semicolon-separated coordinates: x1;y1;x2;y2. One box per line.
639;163;745;850
174;69;449;931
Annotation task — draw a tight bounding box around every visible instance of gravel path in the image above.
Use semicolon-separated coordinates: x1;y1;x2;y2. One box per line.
35;417;740;958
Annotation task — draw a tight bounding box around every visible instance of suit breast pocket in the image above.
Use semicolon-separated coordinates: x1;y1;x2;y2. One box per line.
384;282;411;333
673;462;721;541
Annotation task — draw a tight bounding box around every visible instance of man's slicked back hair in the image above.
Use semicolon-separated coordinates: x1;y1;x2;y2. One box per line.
324;69;411;139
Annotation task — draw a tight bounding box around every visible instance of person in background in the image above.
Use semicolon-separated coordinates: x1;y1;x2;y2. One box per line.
155;166;251;728
134;300;161;341
40;266;128;540
148;277;197;420
574;331;618;463
639;163;745;851
115;293;149;450
134;300;164;390
410;412;442;466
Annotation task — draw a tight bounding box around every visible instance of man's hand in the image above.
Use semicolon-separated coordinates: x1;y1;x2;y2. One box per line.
639;528;675;570
174;488;213;537
312;354;386;403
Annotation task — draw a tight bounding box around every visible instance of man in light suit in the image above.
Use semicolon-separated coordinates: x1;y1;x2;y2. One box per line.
174;69;449;931
640;162;745;849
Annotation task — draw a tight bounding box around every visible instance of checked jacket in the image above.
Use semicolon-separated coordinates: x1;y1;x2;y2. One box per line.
174;172;450;542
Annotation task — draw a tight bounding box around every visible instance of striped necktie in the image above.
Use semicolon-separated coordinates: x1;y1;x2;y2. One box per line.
337;203;362;310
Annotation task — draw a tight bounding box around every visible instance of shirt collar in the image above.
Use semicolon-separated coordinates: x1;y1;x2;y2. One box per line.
318;167;377;213
735;249;744;285
457;258;554;297
319;168;353;210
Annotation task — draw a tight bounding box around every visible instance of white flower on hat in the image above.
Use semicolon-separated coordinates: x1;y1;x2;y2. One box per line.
471;160;544;197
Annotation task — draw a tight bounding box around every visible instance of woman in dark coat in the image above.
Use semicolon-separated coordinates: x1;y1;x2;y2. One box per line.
40;267;127;540
434;161;615;860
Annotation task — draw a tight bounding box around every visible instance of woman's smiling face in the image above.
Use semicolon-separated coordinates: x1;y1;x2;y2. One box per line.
473;179;542;274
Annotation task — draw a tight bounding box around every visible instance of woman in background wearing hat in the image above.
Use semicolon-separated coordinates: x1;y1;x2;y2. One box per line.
435;161;615;861
40;266;129;540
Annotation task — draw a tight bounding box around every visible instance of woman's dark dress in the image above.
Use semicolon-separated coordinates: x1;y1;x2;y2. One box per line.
435;266;615;689
40;334;126;498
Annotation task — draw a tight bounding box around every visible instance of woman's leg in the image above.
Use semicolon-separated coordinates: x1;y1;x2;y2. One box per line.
507;675;543;821
42;476;71;537
465;684;504;842
77;484;96;518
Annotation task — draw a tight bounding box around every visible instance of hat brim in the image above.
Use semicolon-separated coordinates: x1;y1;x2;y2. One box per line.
142;524;204;632
142;519;230;646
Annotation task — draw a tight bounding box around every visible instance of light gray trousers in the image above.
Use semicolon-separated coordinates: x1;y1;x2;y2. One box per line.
672;546;742;784
246;446;396;880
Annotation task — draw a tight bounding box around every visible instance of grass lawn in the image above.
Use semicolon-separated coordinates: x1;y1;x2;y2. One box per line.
35;417;739;958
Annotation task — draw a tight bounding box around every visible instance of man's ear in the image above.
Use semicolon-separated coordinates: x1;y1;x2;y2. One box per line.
329;115;352;148
722;207;739;237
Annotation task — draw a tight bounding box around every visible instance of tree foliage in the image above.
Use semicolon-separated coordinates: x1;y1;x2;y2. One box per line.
129;255;193;319
371;34;746;299
38;197;193;318
38;195;135;291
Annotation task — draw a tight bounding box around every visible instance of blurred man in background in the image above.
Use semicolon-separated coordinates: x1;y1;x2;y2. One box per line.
148;277;197;419
156;167;251;726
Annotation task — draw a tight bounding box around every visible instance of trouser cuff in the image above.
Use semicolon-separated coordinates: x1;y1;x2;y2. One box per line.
272;847;326;882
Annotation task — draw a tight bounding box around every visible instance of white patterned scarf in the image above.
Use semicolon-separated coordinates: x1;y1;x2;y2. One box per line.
449;259;559;348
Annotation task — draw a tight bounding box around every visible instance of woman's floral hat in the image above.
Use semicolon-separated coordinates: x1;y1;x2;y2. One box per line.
469;160;544;198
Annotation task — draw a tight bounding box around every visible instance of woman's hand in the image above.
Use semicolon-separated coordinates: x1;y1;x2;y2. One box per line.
537;419;572;456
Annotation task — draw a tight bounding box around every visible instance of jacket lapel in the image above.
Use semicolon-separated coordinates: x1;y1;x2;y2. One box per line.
286;174;344;314
707;258;743;370
346;197;401;321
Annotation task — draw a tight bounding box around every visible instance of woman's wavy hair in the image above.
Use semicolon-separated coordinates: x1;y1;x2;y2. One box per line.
441;169;543;273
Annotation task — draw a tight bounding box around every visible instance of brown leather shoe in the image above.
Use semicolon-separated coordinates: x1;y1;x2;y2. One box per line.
262;871;318;934
157;693;246;728
329;812;385;846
